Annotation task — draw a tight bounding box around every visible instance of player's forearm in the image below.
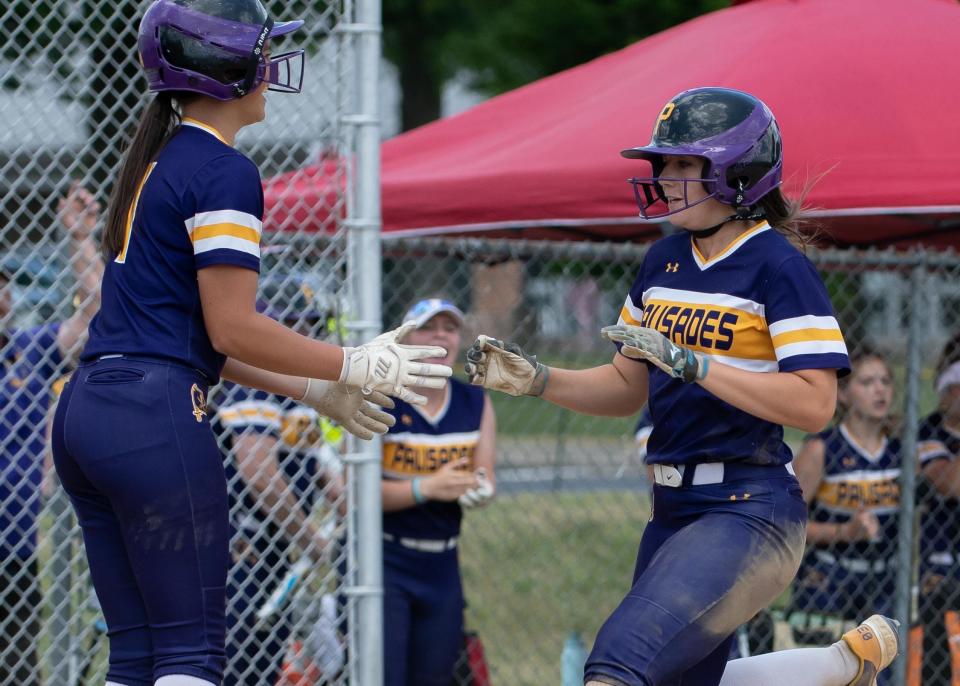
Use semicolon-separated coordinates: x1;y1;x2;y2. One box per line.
69;233;102;317
382;479;419;511
211;311;344;381
542;364;647;417
698;363;836;433
222;358;307;399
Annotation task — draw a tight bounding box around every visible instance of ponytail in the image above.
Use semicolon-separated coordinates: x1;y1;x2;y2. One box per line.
757;186;820;252
102;92;181;257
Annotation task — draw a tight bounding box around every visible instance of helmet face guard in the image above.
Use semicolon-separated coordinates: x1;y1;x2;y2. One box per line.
139;0;305;101
621;88;783;220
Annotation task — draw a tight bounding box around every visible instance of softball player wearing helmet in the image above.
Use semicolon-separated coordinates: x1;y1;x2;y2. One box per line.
381;298;496;686
466;88;899;686
50;2;450;685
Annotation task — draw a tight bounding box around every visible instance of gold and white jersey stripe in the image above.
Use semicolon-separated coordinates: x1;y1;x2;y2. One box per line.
185;209;262;259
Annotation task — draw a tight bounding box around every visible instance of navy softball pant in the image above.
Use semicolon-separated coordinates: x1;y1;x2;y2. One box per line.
52;357;229;686
383;539;464;686
585;466;808;686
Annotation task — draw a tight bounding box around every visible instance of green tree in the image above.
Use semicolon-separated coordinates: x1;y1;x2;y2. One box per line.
384;0;729;132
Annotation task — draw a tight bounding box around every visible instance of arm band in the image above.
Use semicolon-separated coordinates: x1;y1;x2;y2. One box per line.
411;477;426;504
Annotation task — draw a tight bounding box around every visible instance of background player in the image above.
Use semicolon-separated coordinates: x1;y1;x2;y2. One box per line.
465;87;898;686
49;2;450;685
915;332;960;684
381;298;497;686
1;182;102;686
791;346;900;684
214;277;349;686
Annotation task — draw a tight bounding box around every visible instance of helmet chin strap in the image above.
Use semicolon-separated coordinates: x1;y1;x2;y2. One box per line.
684;208;766;238
685;181;765;238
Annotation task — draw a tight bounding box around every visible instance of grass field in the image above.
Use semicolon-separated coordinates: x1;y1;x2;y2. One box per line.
459;490;651;685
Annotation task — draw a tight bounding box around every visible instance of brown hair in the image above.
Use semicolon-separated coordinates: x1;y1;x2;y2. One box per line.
101;92;183;256
757;186;819;252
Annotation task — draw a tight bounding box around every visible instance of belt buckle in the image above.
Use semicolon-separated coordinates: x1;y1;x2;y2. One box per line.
654;464;683;488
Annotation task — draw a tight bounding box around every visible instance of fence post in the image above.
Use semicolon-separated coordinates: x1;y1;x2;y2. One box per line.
344;0;384;684
892;260;925;686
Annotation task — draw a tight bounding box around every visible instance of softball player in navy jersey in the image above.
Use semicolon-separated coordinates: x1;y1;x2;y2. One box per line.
214;380;345;686
466;88;899;686
49;2;449;685
381;298;496;686
914;334;960;684
792;348;900;625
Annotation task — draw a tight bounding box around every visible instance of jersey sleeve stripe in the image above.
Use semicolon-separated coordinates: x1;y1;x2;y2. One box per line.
768;315;840;336
190;223;260;244
185;209;262;234
772;327;846;348
193;236;260;258
774;340;849;359
919;440;950;462
217;402;282;429
619;303;642;326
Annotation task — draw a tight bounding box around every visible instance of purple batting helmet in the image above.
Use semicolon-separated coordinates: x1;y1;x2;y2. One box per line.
621;87;782;219
138;0;305;101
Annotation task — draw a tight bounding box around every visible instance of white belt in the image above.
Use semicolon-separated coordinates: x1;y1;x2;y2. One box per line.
653;462;724;487
652;461;796;488
383;533;457;553
815;550;889;574
927;551;956;567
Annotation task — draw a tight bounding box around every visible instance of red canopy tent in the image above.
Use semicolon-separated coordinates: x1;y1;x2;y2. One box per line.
264;0;960;247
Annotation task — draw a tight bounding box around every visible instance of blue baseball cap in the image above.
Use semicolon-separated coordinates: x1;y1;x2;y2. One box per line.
403;298;465;329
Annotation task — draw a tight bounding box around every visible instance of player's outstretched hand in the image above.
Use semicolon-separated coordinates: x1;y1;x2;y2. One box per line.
300;378;396;440
601;324;707;384
458;467;495;509
340;322;453;405
464;335;549;397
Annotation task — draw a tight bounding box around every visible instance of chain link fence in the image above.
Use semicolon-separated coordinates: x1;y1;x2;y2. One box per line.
3;3;960;686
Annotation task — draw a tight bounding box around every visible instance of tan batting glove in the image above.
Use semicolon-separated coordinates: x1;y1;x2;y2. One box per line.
339;322;453;406
464;335;549;397
300;378;396;441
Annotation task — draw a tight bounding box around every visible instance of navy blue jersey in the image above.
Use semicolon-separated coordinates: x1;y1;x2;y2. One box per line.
1;323;63;559
805;425;901;560
916;412;960;575
83;119;263;381
382;379;485;540
615;223;849;466
212;383;342;548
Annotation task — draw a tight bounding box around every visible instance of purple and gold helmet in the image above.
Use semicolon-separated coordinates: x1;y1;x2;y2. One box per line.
137;0;305;101
621;87;782;219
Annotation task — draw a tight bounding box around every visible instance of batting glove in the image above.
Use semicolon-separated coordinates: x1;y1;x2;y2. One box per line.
458;467;495;509
465;335;549;397
601;324;708;383
339;322;453;405
300;378;396;441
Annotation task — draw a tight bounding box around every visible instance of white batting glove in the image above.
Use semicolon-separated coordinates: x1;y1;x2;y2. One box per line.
601;324;708;383
458;468;495;509
300;378;396;441
339;322;453;405
464;335;549;397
